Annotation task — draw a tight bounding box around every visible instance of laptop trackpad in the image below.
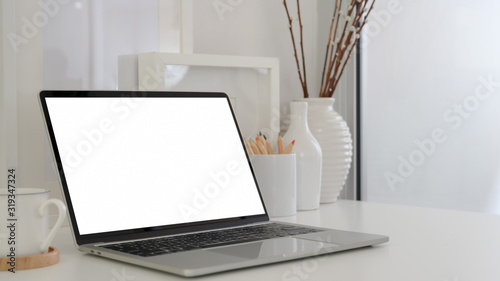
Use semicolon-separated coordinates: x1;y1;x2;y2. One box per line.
207;237;335;260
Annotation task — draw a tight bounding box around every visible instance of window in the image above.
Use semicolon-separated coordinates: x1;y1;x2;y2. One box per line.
360;0;500;214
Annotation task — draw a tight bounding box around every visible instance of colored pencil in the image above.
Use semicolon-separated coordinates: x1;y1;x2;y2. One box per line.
265;139;274;155
244;138;253;154
284;140;295;154
257;141;268;155
278;132;284;154
250;139;260;155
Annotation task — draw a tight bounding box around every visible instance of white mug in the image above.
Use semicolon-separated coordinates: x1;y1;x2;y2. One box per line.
0;188;66;257
250;154;296;217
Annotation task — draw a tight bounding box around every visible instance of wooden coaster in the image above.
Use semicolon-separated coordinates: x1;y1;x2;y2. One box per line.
0;246;59;271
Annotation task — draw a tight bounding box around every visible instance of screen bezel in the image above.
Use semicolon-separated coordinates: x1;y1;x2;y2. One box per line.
39;90;269;245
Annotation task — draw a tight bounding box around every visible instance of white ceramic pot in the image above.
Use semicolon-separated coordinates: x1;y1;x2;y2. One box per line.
297;98;353;203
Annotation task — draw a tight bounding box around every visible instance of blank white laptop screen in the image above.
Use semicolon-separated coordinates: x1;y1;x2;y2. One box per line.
45;97;266;235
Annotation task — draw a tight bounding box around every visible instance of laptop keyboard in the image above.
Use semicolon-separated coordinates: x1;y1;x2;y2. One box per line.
100;223;323;257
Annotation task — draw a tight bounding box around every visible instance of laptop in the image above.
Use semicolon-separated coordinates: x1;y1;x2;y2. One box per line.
39;90;388;277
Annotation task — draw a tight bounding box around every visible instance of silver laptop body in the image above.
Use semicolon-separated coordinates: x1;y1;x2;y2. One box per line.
39;90;388;277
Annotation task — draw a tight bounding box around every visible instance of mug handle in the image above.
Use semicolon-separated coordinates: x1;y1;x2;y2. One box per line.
38;198;67;252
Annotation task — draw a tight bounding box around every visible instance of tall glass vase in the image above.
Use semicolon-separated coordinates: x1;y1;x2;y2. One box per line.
283;102;322;210
297;98;353;203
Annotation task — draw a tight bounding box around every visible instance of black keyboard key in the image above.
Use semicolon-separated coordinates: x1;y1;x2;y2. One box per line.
99;223;323;257
199;237;264;248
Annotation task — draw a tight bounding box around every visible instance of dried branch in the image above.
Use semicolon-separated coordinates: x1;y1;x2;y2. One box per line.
320;0;340;95
321;0;346;97
283;0;308;97
285;0;375;98
323;0;358;97
331;1;375;93
296;0;309;97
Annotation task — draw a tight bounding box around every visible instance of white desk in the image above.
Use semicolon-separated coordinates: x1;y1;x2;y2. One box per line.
6;200;500;280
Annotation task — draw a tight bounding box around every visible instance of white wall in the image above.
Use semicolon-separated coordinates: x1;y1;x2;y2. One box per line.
361;0;500;214
192;1;318;117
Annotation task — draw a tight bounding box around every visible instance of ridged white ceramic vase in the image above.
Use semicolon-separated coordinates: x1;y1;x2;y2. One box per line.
283;102;322;210
297;98;353;203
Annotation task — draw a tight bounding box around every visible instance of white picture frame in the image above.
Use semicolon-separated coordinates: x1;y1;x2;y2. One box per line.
136;52;280;139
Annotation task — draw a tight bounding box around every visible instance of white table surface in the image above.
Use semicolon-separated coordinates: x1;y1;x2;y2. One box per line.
5;200;500;280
